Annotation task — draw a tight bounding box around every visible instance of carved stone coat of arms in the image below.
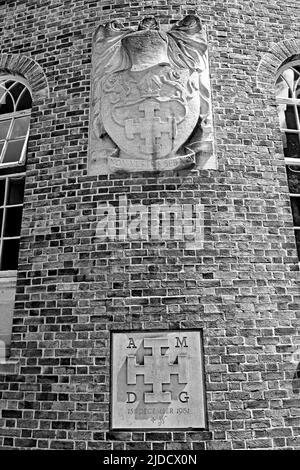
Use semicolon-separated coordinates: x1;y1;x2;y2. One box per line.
88;15;215;174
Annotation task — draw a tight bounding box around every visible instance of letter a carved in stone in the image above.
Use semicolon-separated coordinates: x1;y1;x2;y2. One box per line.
88;15;215;174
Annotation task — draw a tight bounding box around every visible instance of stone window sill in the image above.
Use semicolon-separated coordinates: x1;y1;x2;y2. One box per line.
0;270;17;281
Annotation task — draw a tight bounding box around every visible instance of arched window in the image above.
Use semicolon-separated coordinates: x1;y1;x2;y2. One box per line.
0;75;31;361
0;75;32;271
0;75;32;166
276;60;300;258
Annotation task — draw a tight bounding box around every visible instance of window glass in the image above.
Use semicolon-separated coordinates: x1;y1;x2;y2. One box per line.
283;105;297;130
295;230;300;258
10;116;30;139
2;139;25;164
9;82;25;104
6;81;15;91
286;166;300;194
7;177;25;205
16;88;32;111
3;206;23;237
277;66;300;99
283;133;300;159
291;197;300;227
0;179;5;206
0;92;14;115
0;120;11;139
276;74;292;99
0;238;20;270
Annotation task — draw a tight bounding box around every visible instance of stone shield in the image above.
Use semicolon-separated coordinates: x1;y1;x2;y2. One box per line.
100;66;200;161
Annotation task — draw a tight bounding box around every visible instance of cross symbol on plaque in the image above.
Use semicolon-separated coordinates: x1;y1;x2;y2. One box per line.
125;101;173;155
127;337;187;403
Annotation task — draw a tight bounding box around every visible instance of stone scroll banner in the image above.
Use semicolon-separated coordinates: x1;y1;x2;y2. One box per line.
111;330;207;430
88;15;215;174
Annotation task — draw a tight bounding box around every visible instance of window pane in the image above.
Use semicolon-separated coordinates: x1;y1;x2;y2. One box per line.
5;81;15;91
283;133;300;158
9;81;25;105
0;238;20;270
16;88;32;111
295;230;300;259
0;208;3;233
283;105;298;130
286;166;300;194
7;177;25;205
2;139;25;163
278;104;288;130
276;74;292;99
10;116;30;139
0;179;5;206
287;67;300;97
291;196;300;227
3;206;23;237
0;91;14;115
0;119;12;139
296;79;300;99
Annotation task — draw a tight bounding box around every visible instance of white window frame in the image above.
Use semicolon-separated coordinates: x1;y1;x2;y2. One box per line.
0;172;25;272
0;74;32;169
276;61;300;251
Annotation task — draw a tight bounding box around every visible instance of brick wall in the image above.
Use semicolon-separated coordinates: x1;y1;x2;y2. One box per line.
0;0;299;450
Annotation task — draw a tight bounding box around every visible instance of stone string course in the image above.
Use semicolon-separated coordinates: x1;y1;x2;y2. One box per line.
0;0;299;450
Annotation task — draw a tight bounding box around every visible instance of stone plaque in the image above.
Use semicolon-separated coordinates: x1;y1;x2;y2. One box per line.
111;330;206;430
88;15;215;174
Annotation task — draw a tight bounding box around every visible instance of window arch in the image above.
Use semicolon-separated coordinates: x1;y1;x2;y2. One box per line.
276;60;300;258
0;75;32;167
